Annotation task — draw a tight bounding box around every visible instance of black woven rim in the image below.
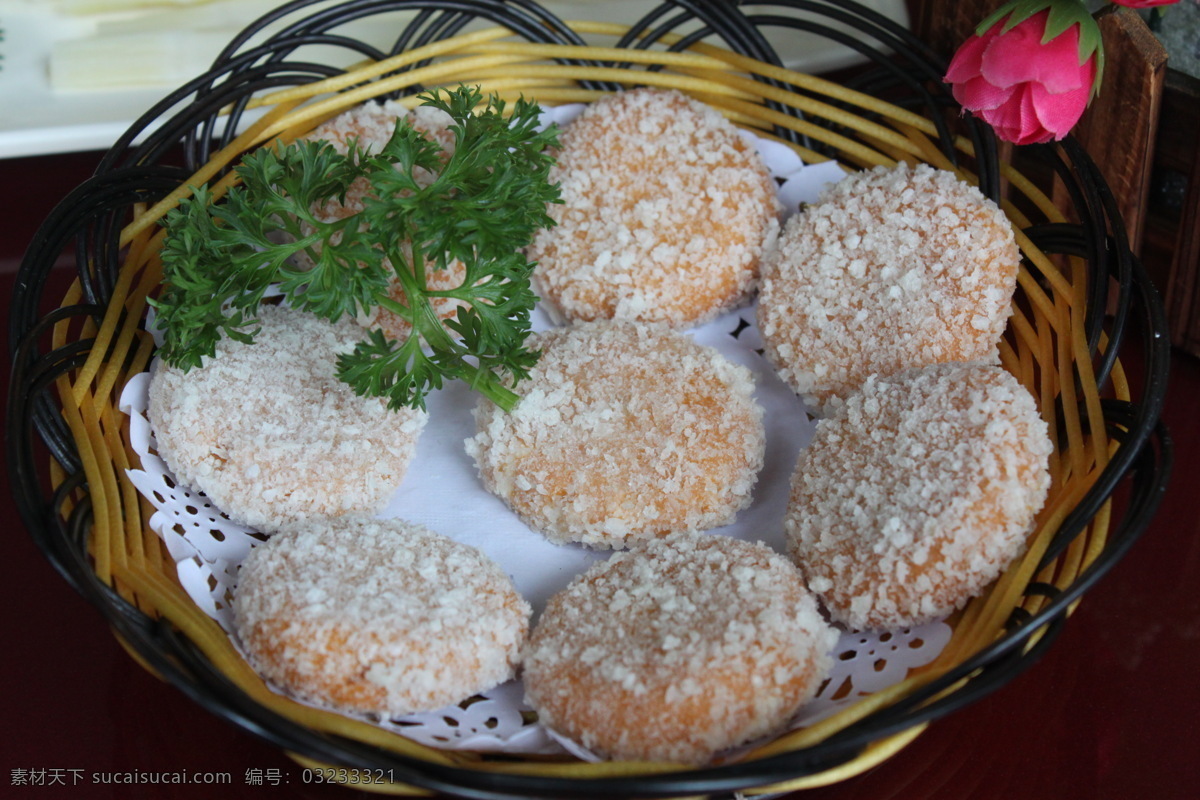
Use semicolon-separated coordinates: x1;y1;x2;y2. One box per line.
6;2;1173;798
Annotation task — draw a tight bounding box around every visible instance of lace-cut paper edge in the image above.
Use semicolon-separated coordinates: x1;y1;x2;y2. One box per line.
119;370;953;757
116;110;950;756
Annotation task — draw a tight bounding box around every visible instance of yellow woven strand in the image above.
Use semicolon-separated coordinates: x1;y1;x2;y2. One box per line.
120;100;304;246
93;231;162;411
55;387;113;585
889;121;959;173
1014;322;1036;393
469;40;737;71
49;284;118;586
90;304;145;415
1081;498;1114;572
1003;160;1070;225
687;68;928;155
677;45;940;134
125;333;160;573
72;225;145;404
1016;230;1076;305
734;127;834;167
1013;256;1068;335
1056;303;1088;484
998;337;1020;376
1037;302;1064;481
1054;506;1091;590
250;54;553;143
1006;294;1045;358
99;404;140;562
454;77;589;103
139;494;163;573
1077;331;1124;569
697;94;898;167
86;400;130;584
1069;256;1111;472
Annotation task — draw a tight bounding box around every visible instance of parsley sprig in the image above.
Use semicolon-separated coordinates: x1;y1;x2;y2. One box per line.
152;85;560;411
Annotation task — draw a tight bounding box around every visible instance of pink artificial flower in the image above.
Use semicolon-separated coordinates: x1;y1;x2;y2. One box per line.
944;9;1098;146
1110;0;1179;7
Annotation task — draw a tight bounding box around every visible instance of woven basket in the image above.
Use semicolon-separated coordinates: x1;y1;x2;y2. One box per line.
7;1;1172;797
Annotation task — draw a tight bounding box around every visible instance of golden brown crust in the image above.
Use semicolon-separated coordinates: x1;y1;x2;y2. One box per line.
466;321;765;549
148;305;426;531
528;88;781;328
757;162;1020;414
785;363;1052;630
523;532;838;764
234;517;530;716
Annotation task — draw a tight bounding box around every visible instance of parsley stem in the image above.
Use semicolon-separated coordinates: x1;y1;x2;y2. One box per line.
389;256;456;351
473;376;521;411
377;274;521;412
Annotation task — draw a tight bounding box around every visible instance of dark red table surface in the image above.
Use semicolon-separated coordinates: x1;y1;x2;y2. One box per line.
3;151;1198;800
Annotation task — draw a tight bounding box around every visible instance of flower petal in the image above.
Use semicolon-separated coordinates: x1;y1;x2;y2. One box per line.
952;75;1015;112
1029;80;1091;139
945;31;990;83
982;86;1055;146
980;11;1091;94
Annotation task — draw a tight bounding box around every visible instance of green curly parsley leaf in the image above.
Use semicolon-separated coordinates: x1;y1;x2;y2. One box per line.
152;84;561;411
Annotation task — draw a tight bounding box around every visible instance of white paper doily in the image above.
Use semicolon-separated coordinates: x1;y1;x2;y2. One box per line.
119;107;952;757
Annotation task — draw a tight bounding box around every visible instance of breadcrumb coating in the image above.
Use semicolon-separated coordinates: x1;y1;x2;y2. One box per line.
757;162;1020;414
148;305;426;531
234;517;530;716
785;363;1053;630
528;88;781;328
466;320;765;549
523;531;838;764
